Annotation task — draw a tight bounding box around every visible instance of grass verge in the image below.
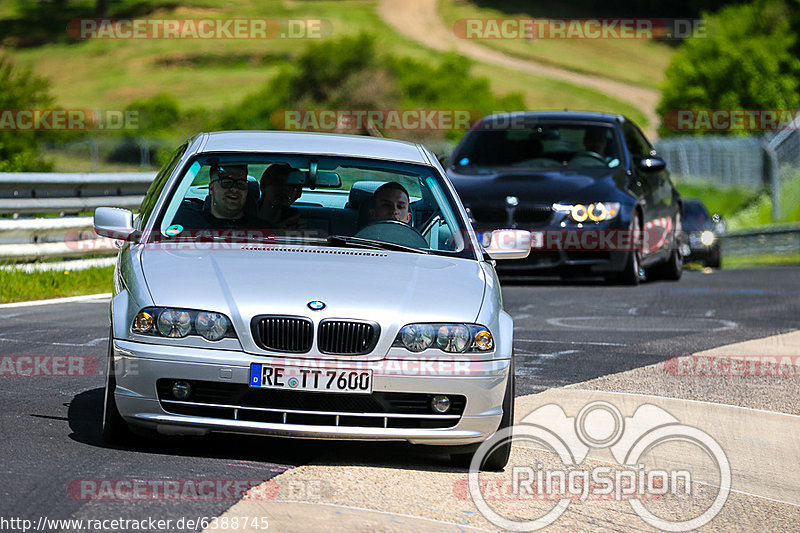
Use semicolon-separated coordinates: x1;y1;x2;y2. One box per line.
718;253;800;269
437;0;675;90
0;265;114;303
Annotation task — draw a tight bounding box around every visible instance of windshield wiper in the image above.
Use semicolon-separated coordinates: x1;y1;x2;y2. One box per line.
327;235;429;255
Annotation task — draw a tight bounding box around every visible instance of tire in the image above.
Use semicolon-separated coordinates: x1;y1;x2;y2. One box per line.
102;329;130;444
648;212;683;281
451;359;515;471
609;213;643;285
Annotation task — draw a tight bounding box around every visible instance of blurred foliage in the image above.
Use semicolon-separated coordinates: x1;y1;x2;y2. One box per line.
469;0;750;17
0;54;57;171
0;0;181;48
658;0;800;136
216;34;525;143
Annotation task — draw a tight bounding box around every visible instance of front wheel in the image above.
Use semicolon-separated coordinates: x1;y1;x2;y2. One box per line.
648;212;683;281
608;213;643;285
451;359;515;471
102;330;129;444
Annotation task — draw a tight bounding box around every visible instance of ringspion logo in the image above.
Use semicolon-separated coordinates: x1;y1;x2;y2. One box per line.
469;400;730;531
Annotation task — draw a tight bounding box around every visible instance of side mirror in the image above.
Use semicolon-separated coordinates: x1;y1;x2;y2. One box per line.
483;229;531;260
712;213;726;234
94;207;137;241
637;156;666;172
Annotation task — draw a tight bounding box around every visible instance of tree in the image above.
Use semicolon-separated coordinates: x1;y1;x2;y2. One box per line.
0;55;55;171
658;0;800;136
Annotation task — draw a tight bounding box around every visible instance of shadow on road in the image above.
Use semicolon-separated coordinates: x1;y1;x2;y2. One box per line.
65;388;466;473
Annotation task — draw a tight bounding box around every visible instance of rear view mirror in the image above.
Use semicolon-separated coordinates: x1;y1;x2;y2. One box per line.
287;169;341;188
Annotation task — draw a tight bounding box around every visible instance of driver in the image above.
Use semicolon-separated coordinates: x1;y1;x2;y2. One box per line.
582;127;608;157
369;182;412;224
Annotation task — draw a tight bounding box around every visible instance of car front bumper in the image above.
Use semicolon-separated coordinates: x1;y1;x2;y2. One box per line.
112;339;509;446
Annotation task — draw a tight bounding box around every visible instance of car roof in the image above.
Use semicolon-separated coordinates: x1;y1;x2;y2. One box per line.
196;131;430;164
477;110;624;125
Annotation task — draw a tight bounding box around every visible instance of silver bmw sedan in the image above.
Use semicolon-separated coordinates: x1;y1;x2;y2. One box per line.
94;131;529;470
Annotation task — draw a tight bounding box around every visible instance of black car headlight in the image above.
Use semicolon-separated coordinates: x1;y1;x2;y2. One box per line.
393;324;494;353
554;202;621;223
132;307;235;341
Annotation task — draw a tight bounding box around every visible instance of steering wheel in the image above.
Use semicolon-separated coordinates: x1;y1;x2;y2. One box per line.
354;220;429;249
571;151;606;162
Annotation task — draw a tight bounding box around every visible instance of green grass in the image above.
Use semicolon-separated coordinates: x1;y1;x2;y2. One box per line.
720;253;800;269
0;265;114;303
676;172;800;232
438;0;675;90
675;181;758;220
5;0;649;145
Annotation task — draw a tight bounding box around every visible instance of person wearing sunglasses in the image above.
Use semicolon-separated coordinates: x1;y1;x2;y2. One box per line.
172;164;262;230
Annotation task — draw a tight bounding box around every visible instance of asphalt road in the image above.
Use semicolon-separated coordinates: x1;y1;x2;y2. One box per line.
0;266;798;531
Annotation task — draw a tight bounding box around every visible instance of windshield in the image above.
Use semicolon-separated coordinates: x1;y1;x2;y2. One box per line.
453;122;621;169
153;154;473;258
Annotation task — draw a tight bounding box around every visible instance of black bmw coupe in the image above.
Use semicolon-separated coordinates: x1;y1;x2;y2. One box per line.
445;111;684;284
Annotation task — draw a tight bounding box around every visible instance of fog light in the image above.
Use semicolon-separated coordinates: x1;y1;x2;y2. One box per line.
431;395;451;414
171;381;192;401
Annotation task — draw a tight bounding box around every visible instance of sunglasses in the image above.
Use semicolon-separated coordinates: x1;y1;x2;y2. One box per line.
212;178;249;190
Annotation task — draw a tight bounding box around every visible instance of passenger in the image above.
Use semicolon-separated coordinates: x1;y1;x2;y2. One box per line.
172;164;261;230
258;163;305;229
369;182;412;224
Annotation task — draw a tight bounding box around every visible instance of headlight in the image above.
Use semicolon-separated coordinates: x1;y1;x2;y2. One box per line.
554;202;621;223
700;230;715;246
394;324;494;353
132;307;235;341
195;311;232;341
158;309;192;338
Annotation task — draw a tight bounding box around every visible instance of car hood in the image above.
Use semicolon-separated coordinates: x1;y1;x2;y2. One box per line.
140;245;487;338
447;167;630;204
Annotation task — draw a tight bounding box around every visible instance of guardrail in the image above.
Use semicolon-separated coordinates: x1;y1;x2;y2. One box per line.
1;172;798;264
0;172;153;261
721;224;800;257
0;172;154;216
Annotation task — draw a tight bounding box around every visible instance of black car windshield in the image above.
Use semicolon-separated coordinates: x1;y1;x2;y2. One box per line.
152;154;474;258
453;123;621;170
683;201;711;223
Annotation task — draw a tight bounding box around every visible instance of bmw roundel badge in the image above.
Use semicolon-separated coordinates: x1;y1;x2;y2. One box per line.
307;300;326;311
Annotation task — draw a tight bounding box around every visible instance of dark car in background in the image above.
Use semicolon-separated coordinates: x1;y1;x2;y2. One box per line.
681;198;723;268
444;111;684;285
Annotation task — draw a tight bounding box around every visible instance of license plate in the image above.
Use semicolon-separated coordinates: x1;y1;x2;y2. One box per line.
249;363;372;393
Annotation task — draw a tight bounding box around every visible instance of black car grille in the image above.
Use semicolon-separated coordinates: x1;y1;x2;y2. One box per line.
254;316;313;353
318;320;378;355
156;380;466;430
469;204;553;225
